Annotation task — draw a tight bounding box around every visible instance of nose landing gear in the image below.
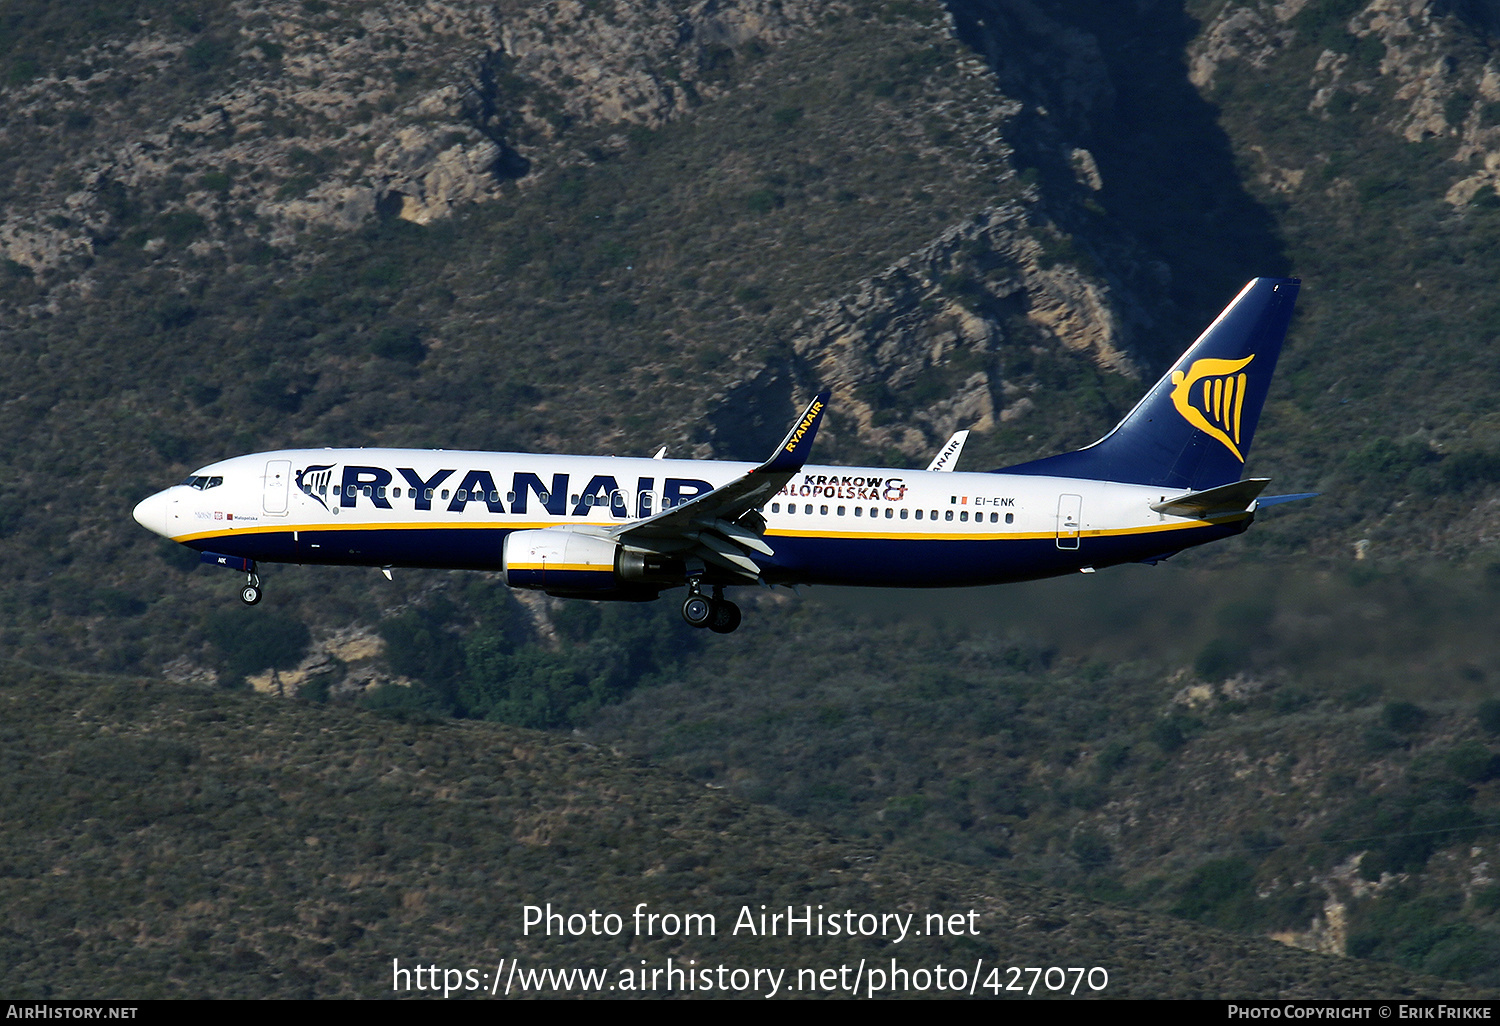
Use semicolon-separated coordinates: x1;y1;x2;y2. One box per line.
240;572;263;605
680;583;740;633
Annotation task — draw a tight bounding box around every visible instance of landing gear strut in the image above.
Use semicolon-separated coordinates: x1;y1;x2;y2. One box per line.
240;572;263;606
681;582;740;633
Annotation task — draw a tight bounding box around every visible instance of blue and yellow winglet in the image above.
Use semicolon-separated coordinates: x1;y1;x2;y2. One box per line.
759;390;830;475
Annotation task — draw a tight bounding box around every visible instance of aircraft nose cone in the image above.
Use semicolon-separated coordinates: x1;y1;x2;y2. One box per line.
132;491;170;538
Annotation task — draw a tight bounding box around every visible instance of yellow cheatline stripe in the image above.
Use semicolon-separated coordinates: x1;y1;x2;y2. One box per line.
175;520;560;542
178;512;1249;546
508;563;612;573
768;515;1246;542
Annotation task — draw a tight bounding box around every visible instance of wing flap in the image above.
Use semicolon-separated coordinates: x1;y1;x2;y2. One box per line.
708;517;775;556
693;533;763;577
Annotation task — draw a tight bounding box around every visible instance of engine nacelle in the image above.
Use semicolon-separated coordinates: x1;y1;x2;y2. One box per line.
502;529;681;598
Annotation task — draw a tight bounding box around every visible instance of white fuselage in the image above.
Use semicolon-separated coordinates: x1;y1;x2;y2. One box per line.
132;447;1248;588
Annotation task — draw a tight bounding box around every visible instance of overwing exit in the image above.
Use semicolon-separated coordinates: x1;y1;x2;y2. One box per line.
133;278;1310;633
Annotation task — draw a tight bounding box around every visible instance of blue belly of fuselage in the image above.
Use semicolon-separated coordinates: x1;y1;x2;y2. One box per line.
185;517;1246;587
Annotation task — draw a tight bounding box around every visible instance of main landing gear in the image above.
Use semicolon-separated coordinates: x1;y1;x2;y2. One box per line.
240;572;263;606
681;583;741;634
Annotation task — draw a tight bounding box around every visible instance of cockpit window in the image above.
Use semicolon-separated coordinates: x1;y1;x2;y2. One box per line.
178;475;224;490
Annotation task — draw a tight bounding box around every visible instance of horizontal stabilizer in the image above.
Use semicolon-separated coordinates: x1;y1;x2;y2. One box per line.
1151;478;1270;518
1257;491;1319;509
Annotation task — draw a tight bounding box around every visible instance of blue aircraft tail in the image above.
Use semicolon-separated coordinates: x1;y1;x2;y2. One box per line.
999;277;1299;491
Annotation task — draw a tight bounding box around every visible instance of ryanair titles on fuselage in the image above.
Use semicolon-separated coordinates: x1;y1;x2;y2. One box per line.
299;462;716;518
294;463;946;517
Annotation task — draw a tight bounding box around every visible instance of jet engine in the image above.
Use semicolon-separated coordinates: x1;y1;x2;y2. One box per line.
502;528;683;599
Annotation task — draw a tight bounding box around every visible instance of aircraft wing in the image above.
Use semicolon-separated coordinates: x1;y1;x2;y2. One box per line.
607;391;830;580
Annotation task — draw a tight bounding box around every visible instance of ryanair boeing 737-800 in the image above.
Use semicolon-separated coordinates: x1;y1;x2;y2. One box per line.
132;277;1310;633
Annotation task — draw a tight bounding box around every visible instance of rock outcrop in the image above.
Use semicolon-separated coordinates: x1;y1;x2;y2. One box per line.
772;202;1132;459
1189;0;1500;207
0;0;838;280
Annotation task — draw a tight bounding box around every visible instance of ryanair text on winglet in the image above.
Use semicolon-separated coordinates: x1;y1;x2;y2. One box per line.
784;400;824;454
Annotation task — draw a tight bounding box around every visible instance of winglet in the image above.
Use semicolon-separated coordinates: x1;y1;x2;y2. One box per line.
759;390;830;474
926;429;970;472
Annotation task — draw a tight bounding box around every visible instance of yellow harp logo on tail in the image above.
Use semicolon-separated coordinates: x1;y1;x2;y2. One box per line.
1170;355;1255;462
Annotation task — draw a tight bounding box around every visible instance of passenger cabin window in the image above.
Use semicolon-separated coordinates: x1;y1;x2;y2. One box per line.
771;502;780;513
1005;513;1014;524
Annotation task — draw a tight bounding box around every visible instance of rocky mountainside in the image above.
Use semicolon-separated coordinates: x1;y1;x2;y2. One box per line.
6;0;1500;996
0;1;1144;466
0;0;1162;675
0;1;831;273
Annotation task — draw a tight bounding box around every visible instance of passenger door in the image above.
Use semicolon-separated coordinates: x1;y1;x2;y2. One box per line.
1056;493;1082;549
